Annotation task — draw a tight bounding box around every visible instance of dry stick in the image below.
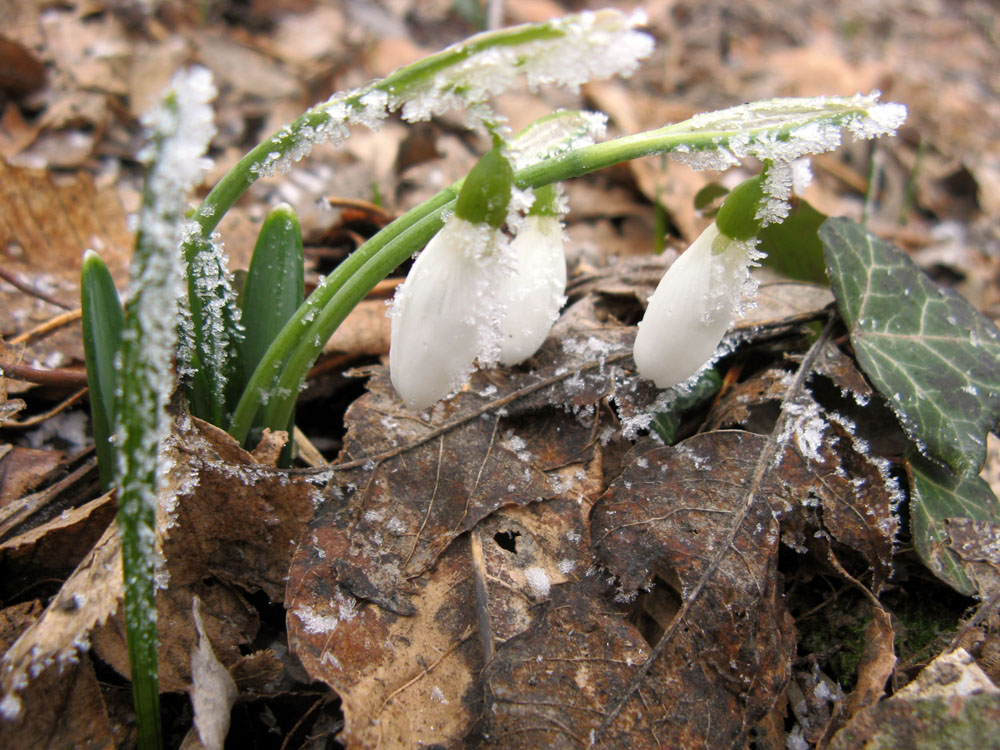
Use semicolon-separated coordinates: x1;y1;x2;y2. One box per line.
3;387;88;428
0;267;75;310
0;360;88;388
592;313;837;744
8;307;83;345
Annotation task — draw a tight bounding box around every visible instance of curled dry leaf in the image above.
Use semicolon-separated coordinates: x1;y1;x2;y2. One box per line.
180;596;239;750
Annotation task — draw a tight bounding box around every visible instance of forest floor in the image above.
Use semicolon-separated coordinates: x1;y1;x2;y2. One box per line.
1;1;999;748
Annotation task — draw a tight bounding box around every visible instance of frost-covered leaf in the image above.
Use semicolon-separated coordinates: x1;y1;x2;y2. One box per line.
590;433;796;746
907;451;1000;596
822;216;1000;475
0;412;316;709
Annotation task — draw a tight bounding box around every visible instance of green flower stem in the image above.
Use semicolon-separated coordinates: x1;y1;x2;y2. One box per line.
186;21;566;246
229;101;888;441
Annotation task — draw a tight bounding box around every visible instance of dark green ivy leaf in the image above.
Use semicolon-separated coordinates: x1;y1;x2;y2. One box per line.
907;450;1000;596
821;216;1000;476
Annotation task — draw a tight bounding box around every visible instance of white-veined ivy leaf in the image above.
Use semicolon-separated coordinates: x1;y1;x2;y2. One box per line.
821;216;1000;476
907;450;1000;596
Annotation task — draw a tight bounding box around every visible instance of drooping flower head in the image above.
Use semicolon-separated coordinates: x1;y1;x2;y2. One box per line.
496;184;567;366
389;147;569;410
389;144;513;410
633;175;766;389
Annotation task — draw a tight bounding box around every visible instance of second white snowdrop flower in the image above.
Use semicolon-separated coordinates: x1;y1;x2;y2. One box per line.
633;175;766;389
389;143;514;410
633;223;758;388
496;185;567;366
389;218;506;410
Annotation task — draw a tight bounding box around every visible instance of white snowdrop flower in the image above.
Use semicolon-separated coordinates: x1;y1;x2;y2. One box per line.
633;222;759;389
389;218;506;410
496;213;567;366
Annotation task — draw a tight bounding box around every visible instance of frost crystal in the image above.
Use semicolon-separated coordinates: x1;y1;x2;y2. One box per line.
117;66;217;505
634;223;761;389
524;566;551;598
666;92;906;225
247;10;650;178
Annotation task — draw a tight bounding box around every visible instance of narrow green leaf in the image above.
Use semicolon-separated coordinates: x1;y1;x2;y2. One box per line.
183;232;241;426
907;450;1000;595
758;198;829;285
236;203;303;456
80;250;124;490
821;216;1000;475
238;204;304;390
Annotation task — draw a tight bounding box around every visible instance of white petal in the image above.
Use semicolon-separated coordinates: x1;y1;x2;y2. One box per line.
389;219;501;410
496;215;567;366
633;223;754;389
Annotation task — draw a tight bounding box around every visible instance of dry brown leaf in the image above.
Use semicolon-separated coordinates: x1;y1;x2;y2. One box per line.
0;160;132;370
0;412;317;718
0;445;65;506
0;491;116;598
92;578;258;693
0;656;113;750
830;648;1000;750
590;433;797;746
180;596;239;750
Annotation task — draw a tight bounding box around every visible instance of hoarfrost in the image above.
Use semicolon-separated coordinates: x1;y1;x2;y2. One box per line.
295;605;339;634
116;67;216;577
779;398;829;463
0;692;22;719
666;92;906;225
247;10;650;179
524;566;551;598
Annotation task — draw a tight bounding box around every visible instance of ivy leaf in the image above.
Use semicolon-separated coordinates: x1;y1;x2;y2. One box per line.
907;450;1000;596
821;216;1000;476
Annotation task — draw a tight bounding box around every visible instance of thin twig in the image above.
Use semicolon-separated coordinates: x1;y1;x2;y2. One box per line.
0;360;88;388
8;308;83;346
0;267;75;310
3;387;88;428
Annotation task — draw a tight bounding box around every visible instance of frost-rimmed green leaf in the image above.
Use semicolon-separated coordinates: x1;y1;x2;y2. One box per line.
821;216;1000;475
81;250;124;490
117;66;217;750
907;450;1000;595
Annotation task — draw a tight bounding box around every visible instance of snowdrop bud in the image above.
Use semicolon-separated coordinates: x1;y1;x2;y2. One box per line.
496;213;567;365
389;218;503;410
633;222;758;389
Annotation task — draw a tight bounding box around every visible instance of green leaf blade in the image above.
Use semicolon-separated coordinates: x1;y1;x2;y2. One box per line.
81;250;124;490
821;216;1000;475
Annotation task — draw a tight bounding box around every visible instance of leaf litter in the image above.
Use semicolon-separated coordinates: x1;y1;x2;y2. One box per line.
4;1;1000;747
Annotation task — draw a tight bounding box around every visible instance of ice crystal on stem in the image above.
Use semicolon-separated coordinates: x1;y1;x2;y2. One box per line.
665;92;907;225
113;67;216;746
243;9;651;179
